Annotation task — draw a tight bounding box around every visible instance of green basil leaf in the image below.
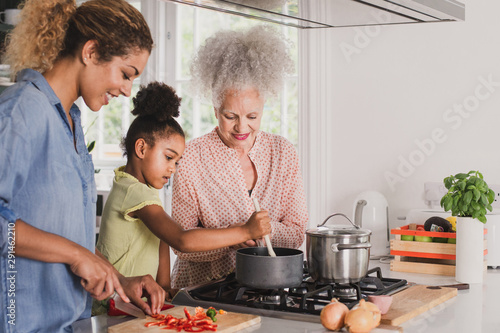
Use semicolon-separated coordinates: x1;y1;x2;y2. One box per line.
458;181;466;191
444;196;453;211
473;189;481;201
463;191;473;205
480;207;487;216
480;194;488;206
444;177;453;189
487;189;495;204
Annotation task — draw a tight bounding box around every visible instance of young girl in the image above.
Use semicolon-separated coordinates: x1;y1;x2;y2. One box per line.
96;82;271;297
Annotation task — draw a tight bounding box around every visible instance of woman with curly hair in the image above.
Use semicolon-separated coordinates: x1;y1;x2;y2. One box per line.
171;25;309;288
96;81;270;299
0;0;162;331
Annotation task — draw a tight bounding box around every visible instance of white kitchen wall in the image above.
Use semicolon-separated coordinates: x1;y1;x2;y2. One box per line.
299;0;500;230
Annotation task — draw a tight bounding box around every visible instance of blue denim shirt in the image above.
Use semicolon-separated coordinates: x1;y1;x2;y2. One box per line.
0;69;96;332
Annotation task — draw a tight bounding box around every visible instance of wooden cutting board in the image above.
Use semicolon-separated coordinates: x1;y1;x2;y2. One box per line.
381;285;457;326
108;305;261;333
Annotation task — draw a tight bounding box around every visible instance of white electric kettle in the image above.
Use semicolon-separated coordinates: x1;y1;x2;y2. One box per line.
353;191;389;257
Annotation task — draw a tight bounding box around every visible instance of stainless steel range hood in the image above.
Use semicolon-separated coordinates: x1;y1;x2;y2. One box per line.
160;0;464;29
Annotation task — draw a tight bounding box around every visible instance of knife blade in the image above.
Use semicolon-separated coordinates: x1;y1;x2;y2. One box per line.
438;283;470;290
112;293;146;319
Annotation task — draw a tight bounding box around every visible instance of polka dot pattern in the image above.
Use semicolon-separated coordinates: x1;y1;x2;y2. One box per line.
170;128;309;288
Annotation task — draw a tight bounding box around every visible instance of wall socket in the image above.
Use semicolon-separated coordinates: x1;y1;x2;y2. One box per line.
424;182;500;210
424;182;448;209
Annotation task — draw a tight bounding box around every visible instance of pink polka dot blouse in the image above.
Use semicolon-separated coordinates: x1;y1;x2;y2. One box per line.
171;128;309;288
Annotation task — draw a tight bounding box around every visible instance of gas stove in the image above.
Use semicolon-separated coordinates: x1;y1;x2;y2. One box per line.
171;266;407;323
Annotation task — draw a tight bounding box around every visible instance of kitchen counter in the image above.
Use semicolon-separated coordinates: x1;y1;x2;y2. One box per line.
72;260;500;332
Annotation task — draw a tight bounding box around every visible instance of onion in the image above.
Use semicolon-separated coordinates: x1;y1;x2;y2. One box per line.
344;299;382;333
361;300;381;326
320;298;349;331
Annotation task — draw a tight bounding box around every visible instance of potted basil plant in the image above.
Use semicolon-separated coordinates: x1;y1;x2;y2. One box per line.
440;170;494;284
440;170;494;223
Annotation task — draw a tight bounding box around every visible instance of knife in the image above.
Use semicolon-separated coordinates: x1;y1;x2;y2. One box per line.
434;283;470;290
112;293;146;319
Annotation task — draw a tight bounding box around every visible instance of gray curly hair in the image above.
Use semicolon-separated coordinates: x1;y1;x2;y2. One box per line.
189;25;294;109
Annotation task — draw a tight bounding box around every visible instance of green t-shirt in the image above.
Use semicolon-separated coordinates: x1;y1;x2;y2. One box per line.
96;166;162;279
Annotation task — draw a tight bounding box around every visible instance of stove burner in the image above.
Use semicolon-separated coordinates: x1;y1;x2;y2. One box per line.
172;266;407;322
289;286;308;294
332;286;357;299
256;294;295;306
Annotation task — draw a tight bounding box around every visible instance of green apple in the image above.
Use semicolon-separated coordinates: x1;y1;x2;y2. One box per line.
415;236;433;242
433;237;448;243
401;235;414;241
447;238;456;244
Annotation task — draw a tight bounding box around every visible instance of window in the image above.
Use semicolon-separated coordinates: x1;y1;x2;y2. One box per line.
81;0;299;188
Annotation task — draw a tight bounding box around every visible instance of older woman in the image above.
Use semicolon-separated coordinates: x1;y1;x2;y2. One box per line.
171;25;308;288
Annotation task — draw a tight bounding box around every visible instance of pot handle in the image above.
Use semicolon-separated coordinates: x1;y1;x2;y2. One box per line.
331;243;372;252
319;213;360;229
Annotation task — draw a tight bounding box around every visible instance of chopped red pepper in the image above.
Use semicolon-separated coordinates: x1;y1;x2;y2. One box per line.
202;325;217;331
194;320;212;326
184;307;193;320
145;307;218;332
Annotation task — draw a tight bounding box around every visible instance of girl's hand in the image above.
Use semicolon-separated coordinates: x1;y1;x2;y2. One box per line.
245;211;271;240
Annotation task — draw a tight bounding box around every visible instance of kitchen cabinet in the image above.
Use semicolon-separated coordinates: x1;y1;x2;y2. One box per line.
72;261;500;332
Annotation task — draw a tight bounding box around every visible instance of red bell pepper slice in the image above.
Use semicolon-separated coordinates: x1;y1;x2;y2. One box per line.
161;324;176;330
202;324;217;331
184;307;193;320
145;321;162;327
184;327;204;332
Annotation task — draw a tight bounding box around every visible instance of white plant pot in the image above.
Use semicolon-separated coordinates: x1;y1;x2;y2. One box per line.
455;217;484;284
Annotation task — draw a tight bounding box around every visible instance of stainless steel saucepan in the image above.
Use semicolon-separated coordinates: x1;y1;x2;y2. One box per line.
306;213;372;284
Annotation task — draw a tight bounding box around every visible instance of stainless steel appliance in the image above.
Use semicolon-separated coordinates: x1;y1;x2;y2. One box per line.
171;266;407;323
306;213;372;283
160;0;464;29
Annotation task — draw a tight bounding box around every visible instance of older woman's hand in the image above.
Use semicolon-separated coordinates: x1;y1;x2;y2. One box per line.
229;239;258;250
245;210;271;239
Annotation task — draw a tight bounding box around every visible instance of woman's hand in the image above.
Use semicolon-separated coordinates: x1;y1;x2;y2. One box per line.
229;239;257;250
69;249;129;302
119;274;167;316
244;210;271;240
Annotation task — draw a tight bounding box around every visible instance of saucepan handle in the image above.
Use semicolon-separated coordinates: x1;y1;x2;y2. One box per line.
318;213;359;229
331;243;372;252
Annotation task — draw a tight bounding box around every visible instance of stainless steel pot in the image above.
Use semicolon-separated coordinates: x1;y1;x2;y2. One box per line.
306;213;372;284
235;247;303;289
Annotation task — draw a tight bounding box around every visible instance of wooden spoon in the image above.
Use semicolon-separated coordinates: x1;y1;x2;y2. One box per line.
252;197;276;257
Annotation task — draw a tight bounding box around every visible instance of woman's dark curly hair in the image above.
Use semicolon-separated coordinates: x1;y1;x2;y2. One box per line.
4;0;153;75
122;81;185;157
